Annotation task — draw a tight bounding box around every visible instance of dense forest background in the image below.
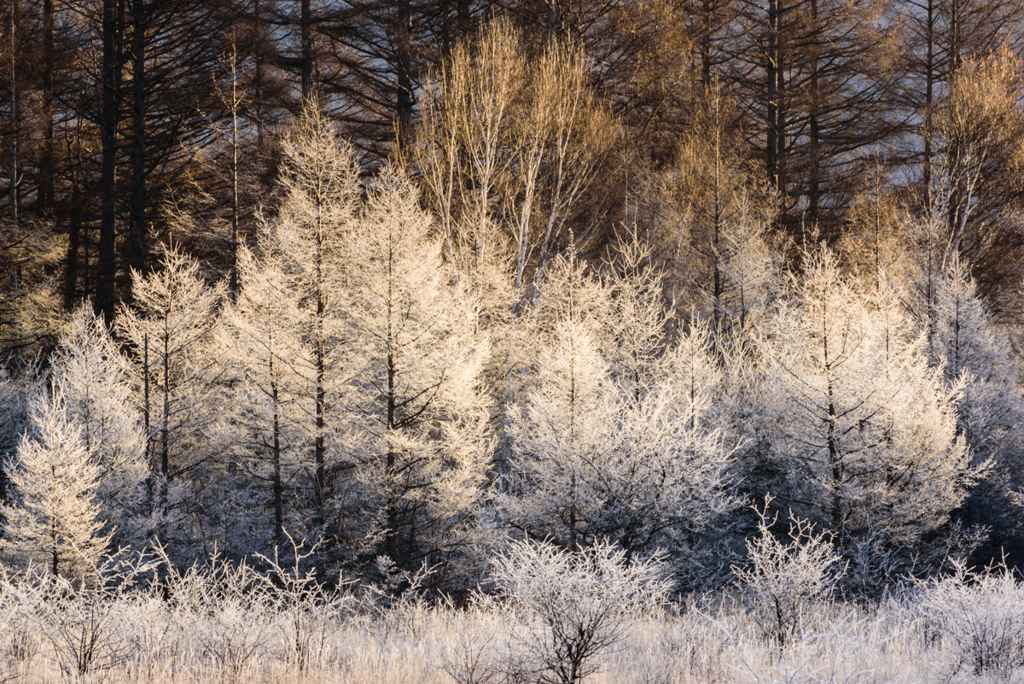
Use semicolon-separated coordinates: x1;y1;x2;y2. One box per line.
2;0;1024;595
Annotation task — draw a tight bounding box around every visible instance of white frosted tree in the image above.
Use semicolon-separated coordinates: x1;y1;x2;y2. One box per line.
928;256;1022;462
501;248;733;557
345;166;493;567
924;256;1024;556
265;104;360;529
115;246;226;551
1;389;110;577
50;306;148;542
0;362;45;512
219;243;312;546
761;249;978;566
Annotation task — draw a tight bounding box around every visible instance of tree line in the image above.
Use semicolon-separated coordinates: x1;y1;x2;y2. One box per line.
1;6;1023;591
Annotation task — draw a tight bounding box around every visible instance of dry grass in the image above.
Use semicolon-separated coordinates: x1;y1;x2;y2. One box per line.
3;556;1024;684
1;598;1022;684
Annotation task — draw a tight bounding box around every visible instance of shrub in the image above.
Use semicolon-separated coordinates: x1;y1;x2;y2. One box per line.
916;560;1024;680
489;539;670;684
735;497;845;647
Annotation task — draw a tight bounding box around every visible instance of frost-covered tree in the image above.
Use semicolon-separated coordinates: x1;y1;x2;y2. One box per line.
644;90;783;342
761;249;978;567
0;362;45;512
115;246;226;550
924;256;1024;559
220;243;313;547
1;389;110;577
50;306;148;542
264;104;360;528
345;166;492;568
928;256;1022;463
501;247;733;557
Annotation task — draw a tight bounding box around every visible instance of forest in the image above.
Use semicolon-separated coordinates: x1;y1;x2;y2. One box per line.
2;0;1024;681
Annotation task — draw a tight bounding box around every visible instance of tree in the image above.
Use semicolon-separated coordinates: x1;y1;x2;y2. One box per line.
115;246;226;548
760;248;978;571
1;387;110;577
500;247;734;558
643;88;783;340
50;305;147;544
923;255;1024;564
260;104;360;531
729;0;902;241
0;359;45;512
220;242;311;546
736;497;844;647
345;165;492;569
0;219;64;358
414;21;617;317
931;48;1024;310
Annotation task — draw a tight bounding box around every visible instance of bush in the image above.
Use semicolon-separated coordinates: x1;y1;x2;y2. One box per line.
735;497;845;647
916;560;1024;680
489;539;670;684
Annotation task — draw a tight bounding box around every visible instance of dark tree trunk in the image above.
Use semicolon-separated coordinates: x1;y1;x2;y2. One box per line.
130;0;148;276
98;0;125;321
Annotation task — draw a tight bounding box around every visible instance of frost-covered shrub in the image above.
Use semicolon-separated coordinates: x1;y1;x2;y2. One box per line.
163;550;274;681
736;498;845;647
917;561;1024;680
489;539;670;684
0;566;44;666
255;534;353;671
435;598;509;684
35;552;160;677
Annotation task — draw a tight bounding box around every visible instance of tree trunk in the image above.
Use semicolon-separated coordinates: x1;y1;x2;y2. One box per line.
39;0;54;215
8;1;19;233
808;0;821;230
130;0;148;276
766;0;780;191
395;0;414;148
98;0;124;320
301;0;312;99
272;374;284;545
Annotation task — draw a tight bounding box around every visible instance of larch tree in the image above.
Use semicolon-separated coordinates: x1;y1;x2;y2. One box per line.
220;242;312;547
501;246;733;558
262;104;360;532
932;48;1024;310
115;246;226;551
1;387;110;577
0;361;45;512
924;255;1024;561
761;248;978;573
414;21;616;318
49;305;148;545
345;165;493;570
645;88;783;343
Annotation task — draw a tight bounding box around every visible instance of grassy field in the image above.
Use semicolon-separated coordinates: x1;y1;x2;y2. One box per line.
3;578;1024;684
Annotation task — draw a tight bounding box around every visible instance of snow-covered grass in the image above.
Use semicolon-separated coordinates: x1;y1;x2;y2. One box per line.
3;565;1024;684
